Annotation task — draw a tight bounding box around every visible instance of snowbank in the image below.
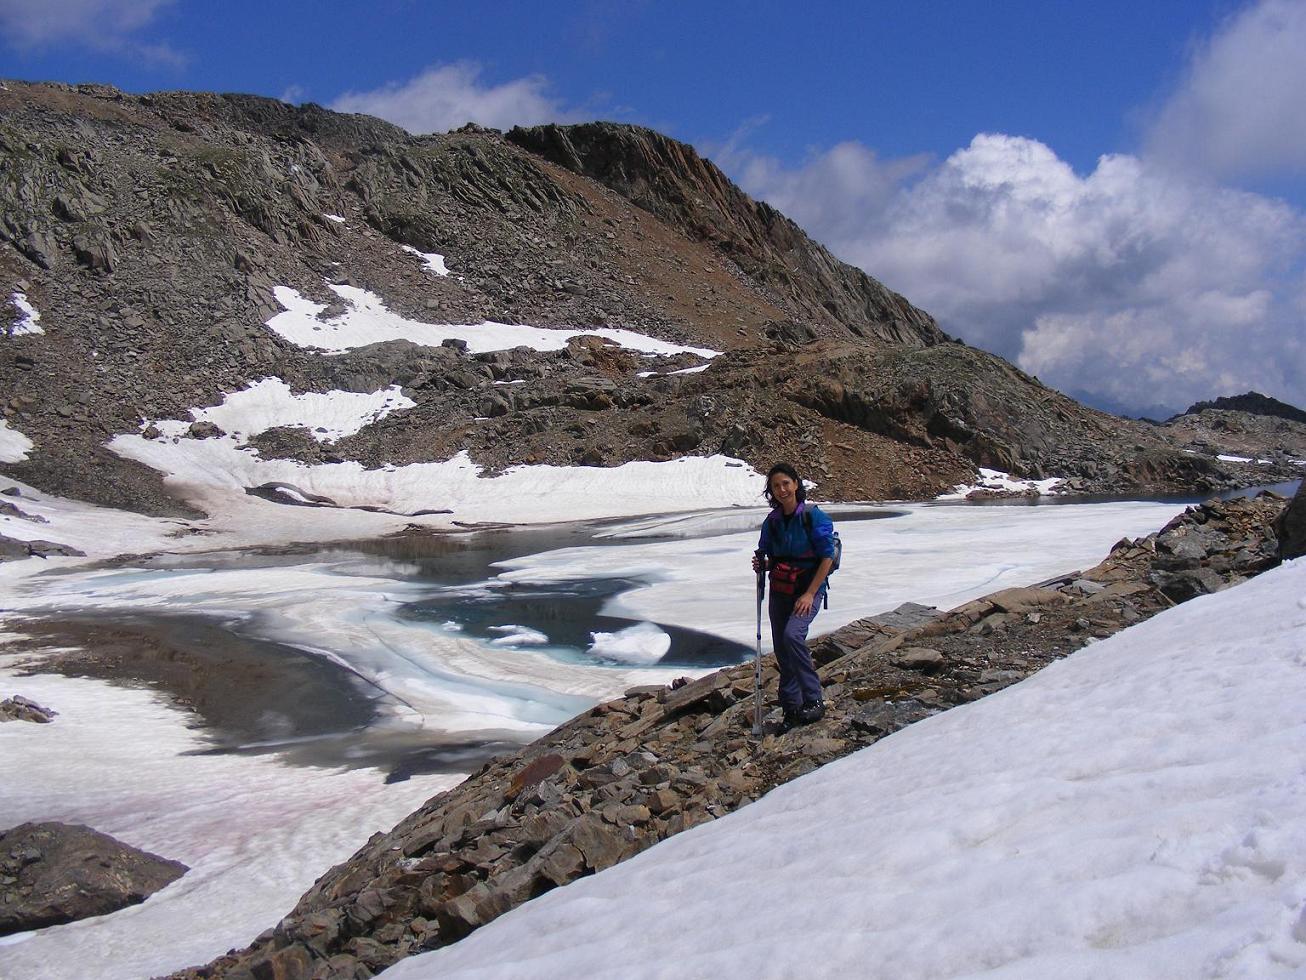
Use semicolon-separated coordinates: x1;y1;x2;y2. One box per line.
384;557;1306;979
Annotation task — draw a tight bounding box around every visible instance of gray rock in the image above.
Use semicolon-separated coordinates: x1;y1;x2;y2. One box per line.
187;420;226;439
1278;482;1306;561
71;232;117;273
0;696;57;723
848;700;933;736
897;647;945;670
0;822;187;936
1149;566;1227;602
25;539;87;559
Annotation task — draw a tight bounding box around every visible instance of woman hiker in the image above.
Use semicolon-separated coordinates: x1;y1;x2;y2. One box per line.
751;462;837;729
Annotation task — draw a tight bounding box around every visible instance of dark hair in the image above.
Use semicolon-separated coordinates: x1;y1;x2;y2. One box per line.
763;462;806;504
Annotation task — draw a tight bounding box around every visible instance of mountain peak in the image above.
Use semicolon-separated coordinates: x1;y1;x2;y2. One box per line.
508;122;945;348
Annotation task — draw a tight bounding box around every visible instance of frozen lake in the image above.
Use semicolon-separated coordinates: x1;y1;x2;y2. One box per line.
1;496;1197;979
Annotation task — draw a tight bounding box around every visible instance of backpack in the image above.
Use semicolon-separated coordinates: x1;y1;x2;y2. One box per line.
810;509;843;574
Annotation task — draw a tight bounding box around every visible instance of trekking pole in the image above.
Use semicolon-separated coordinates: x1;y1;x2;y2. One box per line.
753;549;766;736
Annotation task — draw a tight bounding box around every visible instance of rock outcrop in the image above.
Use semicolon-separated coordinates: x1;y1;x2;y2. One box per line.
0;821;187;935
178;492;1289;979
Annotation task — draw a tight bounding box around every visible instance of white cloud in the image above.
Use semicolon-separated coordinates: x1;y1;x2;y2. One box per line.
0;0;180;62
727;132;1306;417
1145;0;1306;181
330;62;577;135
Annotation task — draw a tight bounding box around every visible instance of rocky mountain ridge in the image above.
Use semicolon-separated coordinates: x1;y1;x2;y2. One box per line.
3;80;1299;519
1176;390;1306;425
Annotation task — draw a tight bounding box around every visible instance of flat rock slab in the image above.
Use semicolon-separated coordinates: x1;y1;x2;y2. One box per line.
984;587;1069;614
0;822;188;936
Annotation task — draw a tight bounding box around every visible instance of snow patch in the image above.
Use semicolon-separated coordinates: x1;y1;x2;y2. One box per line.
400;245;450;276
1218;453;1253;463
143;377;414;444
0;420;34;463
266;284;721;359
323;213;346;224
938;467;1064;500
7;291;43;336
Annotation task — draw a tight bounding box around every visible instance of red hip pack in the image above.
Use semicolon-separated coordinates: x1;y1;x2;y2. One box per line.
769;561;809;596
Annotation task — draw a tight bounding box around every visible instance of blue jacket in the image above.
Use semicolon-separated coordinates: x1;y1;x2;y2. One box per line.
758;503;837;569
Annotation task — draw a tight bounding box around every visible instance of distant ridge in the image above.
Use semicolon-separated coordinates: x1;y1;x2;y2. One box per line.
1175;391;1306;425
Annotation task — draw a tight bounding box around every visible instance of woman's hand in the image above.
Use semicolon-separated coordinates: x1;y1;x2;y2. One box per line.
794;592;816;616
752;553;766;573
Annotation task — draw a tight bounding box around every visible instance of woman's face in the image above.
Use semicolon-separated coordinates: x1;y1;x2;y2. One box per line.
769;472;799;510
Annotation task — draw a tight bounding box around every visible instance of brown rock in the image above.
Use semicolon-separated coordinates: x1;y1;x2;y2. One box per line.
0;821;187;936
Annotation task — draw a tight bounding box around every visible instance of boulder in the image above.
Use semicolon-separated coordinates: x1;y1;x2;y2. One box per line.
186;420;226;439
0;696;57;723
0;822;188;936
1278;482;1306;561
24;540;86;559
897;647;945;670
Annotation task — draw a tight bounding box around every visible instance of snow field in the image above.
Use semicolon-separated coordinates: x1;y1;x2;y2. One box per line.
109;431;767;528
383;557;1306;980
0;489;1252;980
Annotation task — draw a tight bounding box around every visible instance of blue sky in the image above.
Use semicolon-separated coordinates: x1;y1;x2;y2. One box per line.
2;0;1304;417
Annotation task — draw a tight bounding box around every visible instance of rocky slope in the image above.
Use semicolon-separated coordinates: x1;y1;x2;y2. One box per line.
177;490;1293;979
0;81;1284;519
1159;391;1306;488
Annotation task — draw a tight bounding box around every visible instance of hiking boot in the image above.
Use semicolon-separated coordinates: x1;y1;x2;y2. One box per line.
797;700;826;724
780;706;803;732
